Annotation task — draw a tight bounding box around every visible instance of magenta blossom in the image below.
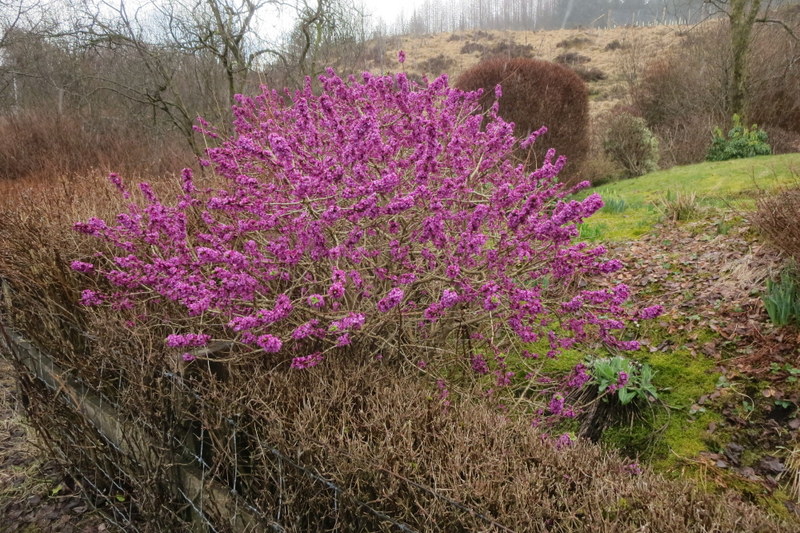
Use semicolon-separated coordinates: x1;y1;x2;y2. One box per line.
307;294;325;309
256;334;282;353
290;352;325;369
166;333;211;348
79;289;104;306
70;261;95;274
377;288;404;312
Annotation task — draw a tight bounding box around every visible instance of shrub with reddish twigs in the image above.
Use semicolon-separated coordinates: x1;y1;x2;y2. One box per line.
753;184;800;263
0;111;188;181
454;57;589;183
70;65;658;412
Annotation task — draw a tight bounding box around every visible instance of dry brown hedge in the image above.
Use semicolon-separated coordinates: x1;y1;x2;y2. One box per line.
455;57;589;184
0;176;796;532
0;111;189;181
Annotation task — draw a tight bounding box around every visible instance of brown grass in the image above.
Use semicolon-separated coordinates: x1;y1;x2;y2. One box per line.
0;358;109;531
752;183;800;263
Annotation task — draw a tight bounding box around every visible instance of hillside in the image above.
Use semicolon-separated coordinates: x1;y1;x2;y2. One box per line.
383;24;691;118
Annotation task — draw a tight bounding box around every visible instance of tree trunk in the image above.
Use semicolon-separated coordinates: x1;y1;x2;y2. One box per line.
728;0;762;118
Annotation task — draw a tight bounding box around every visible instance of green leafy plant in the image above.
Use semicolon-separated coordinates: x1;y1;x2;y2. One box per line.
587;356;658;405
706;114;771;162
770;362;800;383
763;268;800;326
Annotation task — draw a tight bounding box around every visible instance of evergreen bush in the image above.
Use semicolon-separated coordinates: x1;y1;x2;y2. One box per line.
602;112;659;178
706;114;771;161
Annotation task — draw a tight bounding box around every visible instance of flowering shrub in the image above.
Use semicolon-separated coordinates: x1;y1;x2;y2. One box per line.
72;65;660;401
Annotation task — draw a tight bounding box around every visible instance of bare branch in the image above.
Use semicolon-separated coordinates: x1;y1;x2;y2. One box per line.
755;16;800;41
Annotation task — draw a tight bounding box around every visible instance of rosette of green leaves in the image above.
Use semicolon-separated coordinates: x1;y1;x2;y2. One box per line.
587;355;658;405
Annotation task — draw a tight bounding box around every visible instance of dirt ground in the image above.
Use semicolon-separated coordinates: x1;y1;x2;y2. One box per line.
0;358;111;532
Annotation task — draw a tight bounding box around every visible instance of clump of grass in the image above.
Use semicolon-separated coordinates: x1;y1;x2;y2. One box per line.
573;66;607;82
554;52;591;65
601;195;628;214
763;267;800;326
655;191;701;222
417;54;455;74
579;222;608;240
555;36;593;48
604;40;625;51
785;447;800;504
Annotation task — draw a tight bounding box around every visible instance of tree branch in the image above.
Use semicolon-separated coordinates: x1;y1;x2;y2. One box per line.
755;17;800;41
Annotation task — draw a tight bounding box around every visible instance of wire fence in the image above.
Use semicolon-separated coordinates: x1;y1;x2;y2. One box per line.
1;325;515;532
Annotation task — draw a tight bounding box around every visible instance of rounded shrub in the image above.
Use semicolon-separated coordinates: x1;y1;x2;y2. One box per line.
72;67;658;408
454;57;589;182
602;112;659;178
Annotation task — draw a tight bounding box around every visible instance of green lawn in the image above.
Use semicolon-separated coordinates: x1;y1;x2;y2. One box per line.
576;154;800;241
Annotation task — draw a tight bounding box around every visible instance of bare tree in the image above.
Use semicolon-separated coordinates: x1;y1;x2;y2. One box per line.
279;0;372;84
1;0;52;109
700;0;798;117
54;0;372;152
65;0;291;151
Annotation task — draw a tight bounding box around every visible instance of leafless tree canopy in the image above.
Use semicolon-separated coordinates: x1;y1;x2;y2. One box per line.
0;0;374;153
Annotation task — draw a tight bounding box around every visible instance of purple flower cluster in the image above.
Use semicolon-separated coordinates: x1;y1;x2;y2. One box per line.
71;261;95;274
637;305;664;320
166;333;211;348
470;354;490;375
256;334;283;353
79;289;104;306
377;287;404;312
554;433;574;449
567;363;591;388
329;313;365;332
548;393;566;416
607;371;630;393
290;352;325;369
71;66;659;405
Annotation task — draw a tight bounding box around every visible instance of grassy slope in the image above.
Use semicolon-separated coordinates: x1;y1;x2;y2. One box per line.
578;153;800;241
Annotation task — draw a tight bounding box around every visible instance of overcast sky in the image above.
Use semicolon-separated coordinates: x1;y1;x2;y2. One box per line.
360;0;426;27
